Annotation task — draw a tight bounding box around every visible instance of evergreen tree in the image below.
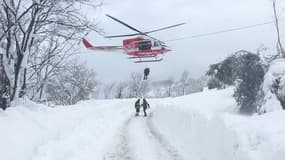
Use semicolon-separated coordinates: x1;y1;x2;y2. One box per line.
207;50;266;114
233;53;265;114
206;53;239;89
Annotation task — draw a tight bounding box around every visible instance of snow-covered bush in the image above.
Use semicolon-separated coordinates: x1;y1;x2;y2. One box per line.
114;82;128;99
260;58;285;113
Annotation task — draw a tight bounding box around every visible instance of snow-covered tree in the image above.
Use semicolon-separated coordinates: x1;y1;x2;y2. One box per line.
165;76;175;97
179;70;190;96
207;50;266;114
272;0;285;57
128;72;143;98
103;82;116;99
45;60;97;105
206;53;241;89
233;53;265;114
228;51;265;114
0;0;101;109
115;82;128;99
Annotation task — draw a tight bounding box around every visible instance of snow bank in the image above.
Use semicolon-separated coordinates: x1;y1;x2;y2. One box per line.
150;88;285;160
0;99;134;160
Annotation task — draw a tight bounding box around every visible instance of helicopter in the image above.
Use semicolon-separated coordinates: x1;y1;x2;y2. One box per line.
82;14;185;63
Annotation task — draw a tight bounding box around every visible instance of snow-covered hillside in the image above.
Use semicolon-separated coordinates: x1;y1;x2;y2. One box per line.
1;88;285;160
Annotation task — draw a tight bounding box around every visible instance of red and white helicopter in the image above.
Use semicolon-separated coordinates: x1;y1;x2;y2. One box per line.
82;14;185;63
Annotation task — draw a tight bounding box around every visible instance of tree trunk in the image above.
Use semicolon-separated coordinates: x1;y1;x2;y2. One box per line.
0;54;11;110
11;53;23;100
19;68;27;98
273;0;285;57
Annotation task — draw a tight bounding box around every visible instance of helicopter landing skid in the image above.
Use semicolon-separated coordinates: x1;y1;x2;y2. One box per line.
134;57;163;63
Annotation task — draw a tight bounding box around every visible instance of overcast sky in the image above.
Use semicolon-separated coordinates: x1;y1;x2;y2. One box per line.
77;0;285;83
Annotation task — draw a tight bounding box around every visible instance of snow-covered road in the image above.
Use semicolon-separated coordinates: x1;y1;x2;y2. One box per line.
104;113;183;160
13;99;182;160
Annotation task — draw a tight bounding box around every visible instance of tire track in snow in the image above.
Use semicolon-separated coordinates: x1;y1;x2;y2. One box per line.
146;113;184;160
105;112;184;160
104;117;133;160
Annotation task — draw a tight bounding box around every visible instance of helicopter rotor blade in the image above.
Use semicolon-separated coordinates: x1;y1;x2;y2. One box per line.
105;14;175;47
144;23;186;34
104;33;139;38
106;14;144;34
104;23;186;38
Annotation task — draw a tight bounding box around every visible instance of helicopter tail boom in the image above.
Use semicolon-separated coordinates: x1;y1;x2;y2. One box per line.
82;38;124;52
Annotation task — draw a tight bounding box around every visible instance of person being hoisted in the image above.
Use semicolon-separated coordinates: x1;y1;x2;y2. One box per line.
143;68;150;80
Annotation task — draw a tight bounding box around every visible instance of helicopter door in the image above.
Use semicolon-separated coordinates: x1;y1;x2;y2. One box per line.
138;41;152;51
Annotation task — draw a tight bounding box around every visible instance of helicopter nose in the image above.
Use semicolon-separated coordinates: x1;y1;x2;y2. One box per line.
162;47;171;53
162;46;171;50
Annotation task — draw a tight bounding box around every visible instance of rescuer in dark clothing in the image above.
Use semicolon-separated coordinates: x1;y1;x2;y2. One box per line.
135;99;141;116
142;98;150;117
143;68;150;80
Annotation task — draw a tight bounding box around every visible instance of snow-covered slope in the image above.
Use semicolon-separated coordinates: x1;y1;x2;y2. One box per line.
1;88;285;160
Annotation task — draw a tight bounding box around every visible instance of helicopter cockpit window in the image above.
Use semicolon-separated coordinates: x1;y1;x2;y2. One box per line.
154;41;159;47
138;41;151;50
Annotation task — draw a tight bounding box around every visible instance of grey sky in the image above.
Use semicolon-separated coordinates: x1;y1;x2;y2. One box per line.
77;0;285;83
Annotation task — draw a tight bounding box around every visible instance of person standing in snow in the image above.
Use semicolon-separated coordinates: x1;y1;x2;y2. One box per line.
143;68;150;80
142;98;150;117
135;99;141;116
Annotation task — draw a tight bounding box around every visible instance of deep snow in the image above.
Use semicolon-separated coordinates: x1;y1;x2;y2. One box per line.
151;88;285;160
1;88;285;160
